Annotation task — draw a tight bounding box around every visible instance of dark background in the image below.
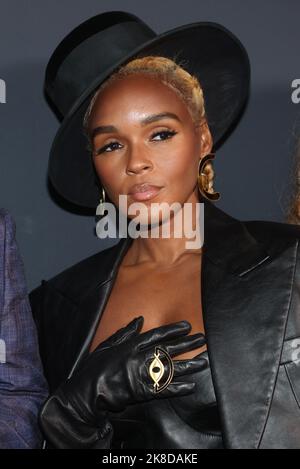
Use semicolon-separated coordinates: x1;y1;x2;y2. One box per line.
0;0;300;290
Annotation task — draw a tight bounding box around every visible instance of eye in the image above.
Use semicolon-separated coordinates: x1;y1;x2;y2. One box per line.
94;129;177;155
95;140;123;155
150;129;177;141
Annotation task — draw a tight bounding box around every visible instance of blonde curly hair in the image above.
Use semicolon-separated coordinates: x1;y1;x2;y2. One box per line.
83;55;215;194
286;141;300;224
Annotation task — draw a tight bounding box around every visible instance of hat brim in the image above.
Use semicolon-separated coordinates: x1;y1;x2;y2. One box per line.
48;21;250;208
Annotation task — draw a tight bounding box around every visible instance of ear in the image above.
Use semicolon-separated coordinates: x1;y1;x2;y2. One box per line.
197;119;213;157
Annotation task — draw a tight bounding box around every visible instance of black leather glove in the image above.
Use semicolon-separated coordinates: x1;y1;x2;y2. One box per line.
40;316;207;448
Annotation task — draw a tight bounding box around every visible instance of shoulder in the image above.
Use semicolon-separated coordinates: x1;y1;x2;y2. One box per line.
243;219;300;262
29;239;124;303
244;218;300;243
0;208;14;224
0;208;16;242
0;209;22;274
48;239;123;293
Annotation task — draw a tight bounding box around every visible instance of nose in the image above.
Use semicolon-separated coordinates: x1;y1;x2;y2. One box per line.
125;144;153;176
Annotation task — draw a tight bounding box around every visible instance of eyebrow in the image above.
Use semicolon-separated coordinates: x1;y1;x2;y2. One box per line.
90;112;182;141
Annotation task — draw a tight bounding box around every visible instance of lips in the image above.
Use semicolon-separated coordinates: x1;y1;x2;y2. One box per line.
128;183;161;194
128;183;162;201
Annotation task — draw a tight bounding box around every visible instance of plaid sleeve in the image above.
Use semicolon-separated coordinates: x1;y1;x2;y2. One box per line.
0;209;49;448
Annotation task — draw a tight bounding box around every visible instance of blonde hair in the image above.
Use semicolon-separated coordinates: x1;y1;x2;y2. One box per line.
83;55;214;193
286;141;300;224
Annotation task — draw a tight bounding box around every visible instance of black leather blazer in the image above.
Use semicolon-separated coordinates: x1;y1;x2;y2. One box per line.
29;200;300;449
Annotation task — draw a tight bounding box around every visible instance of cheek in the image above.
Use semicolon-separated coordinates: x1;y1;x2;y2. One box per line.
93;158;126;205
93;158;120;189
158;142;197;182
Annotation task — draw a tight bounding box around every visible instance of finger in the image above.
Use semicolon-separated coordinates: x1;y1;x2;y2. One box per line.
173;357;208;377
163;333;206;357
136;321;192;351
193;351;208;359
114;316;145;344
155;381;196;398
94;316;144;351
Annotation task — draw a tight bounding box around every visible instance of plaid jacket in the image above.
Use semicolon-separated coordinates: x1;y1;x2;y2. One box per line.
0;209;48;448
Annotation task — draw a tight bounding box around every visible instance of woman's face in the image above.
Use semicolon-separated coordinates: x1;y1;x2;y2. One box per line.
88;73;212;224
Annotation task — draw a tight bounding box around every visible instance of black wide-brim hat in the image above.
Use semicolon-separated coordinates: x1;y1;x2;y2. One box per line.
45;10;250;208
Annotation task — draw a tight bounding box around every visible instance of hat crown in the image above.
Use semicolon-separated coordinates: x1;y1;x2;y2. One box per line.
45;11;156;117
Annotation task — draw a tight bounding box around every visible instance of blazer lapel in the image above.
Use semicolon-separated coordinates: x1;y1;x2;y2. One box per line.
202;200;298;448
65;236;133;379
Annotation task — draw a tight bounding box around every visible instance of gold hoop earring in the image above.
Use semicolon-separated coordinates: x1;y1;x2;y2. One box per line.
96;187;106;216
197;153;220;201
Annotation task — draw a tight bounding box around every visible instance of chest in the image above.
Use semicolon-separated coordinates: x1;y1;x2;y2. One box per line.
89;257;206;359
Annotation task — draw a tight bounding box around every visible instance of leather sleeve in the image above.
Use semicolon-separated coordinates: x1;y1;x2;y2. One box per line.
39;391;113;449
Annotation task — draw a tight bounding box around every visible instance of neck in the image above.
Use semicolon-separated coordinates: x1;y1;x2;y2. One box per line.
123;189;204;267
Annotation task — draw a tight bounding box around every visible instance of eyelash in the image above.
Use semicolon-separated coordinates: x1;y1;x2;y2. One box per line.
94;129;178;155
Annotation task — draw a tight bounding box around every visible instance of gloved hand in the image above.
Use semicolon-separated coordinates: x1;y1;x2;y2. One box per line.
40;316;207;448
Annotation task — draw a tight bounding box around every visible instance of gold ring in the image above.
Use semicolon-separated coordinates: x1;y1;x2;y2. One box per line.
148;346;174;393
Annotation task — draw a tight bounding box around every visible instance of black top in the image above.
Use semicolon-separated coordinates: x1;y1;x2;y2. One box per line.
106;351;224;449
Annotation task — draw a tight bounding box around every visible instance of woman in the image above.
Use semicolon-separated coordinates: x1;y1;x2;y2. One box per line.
30;11;300;449
0;209;48;448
